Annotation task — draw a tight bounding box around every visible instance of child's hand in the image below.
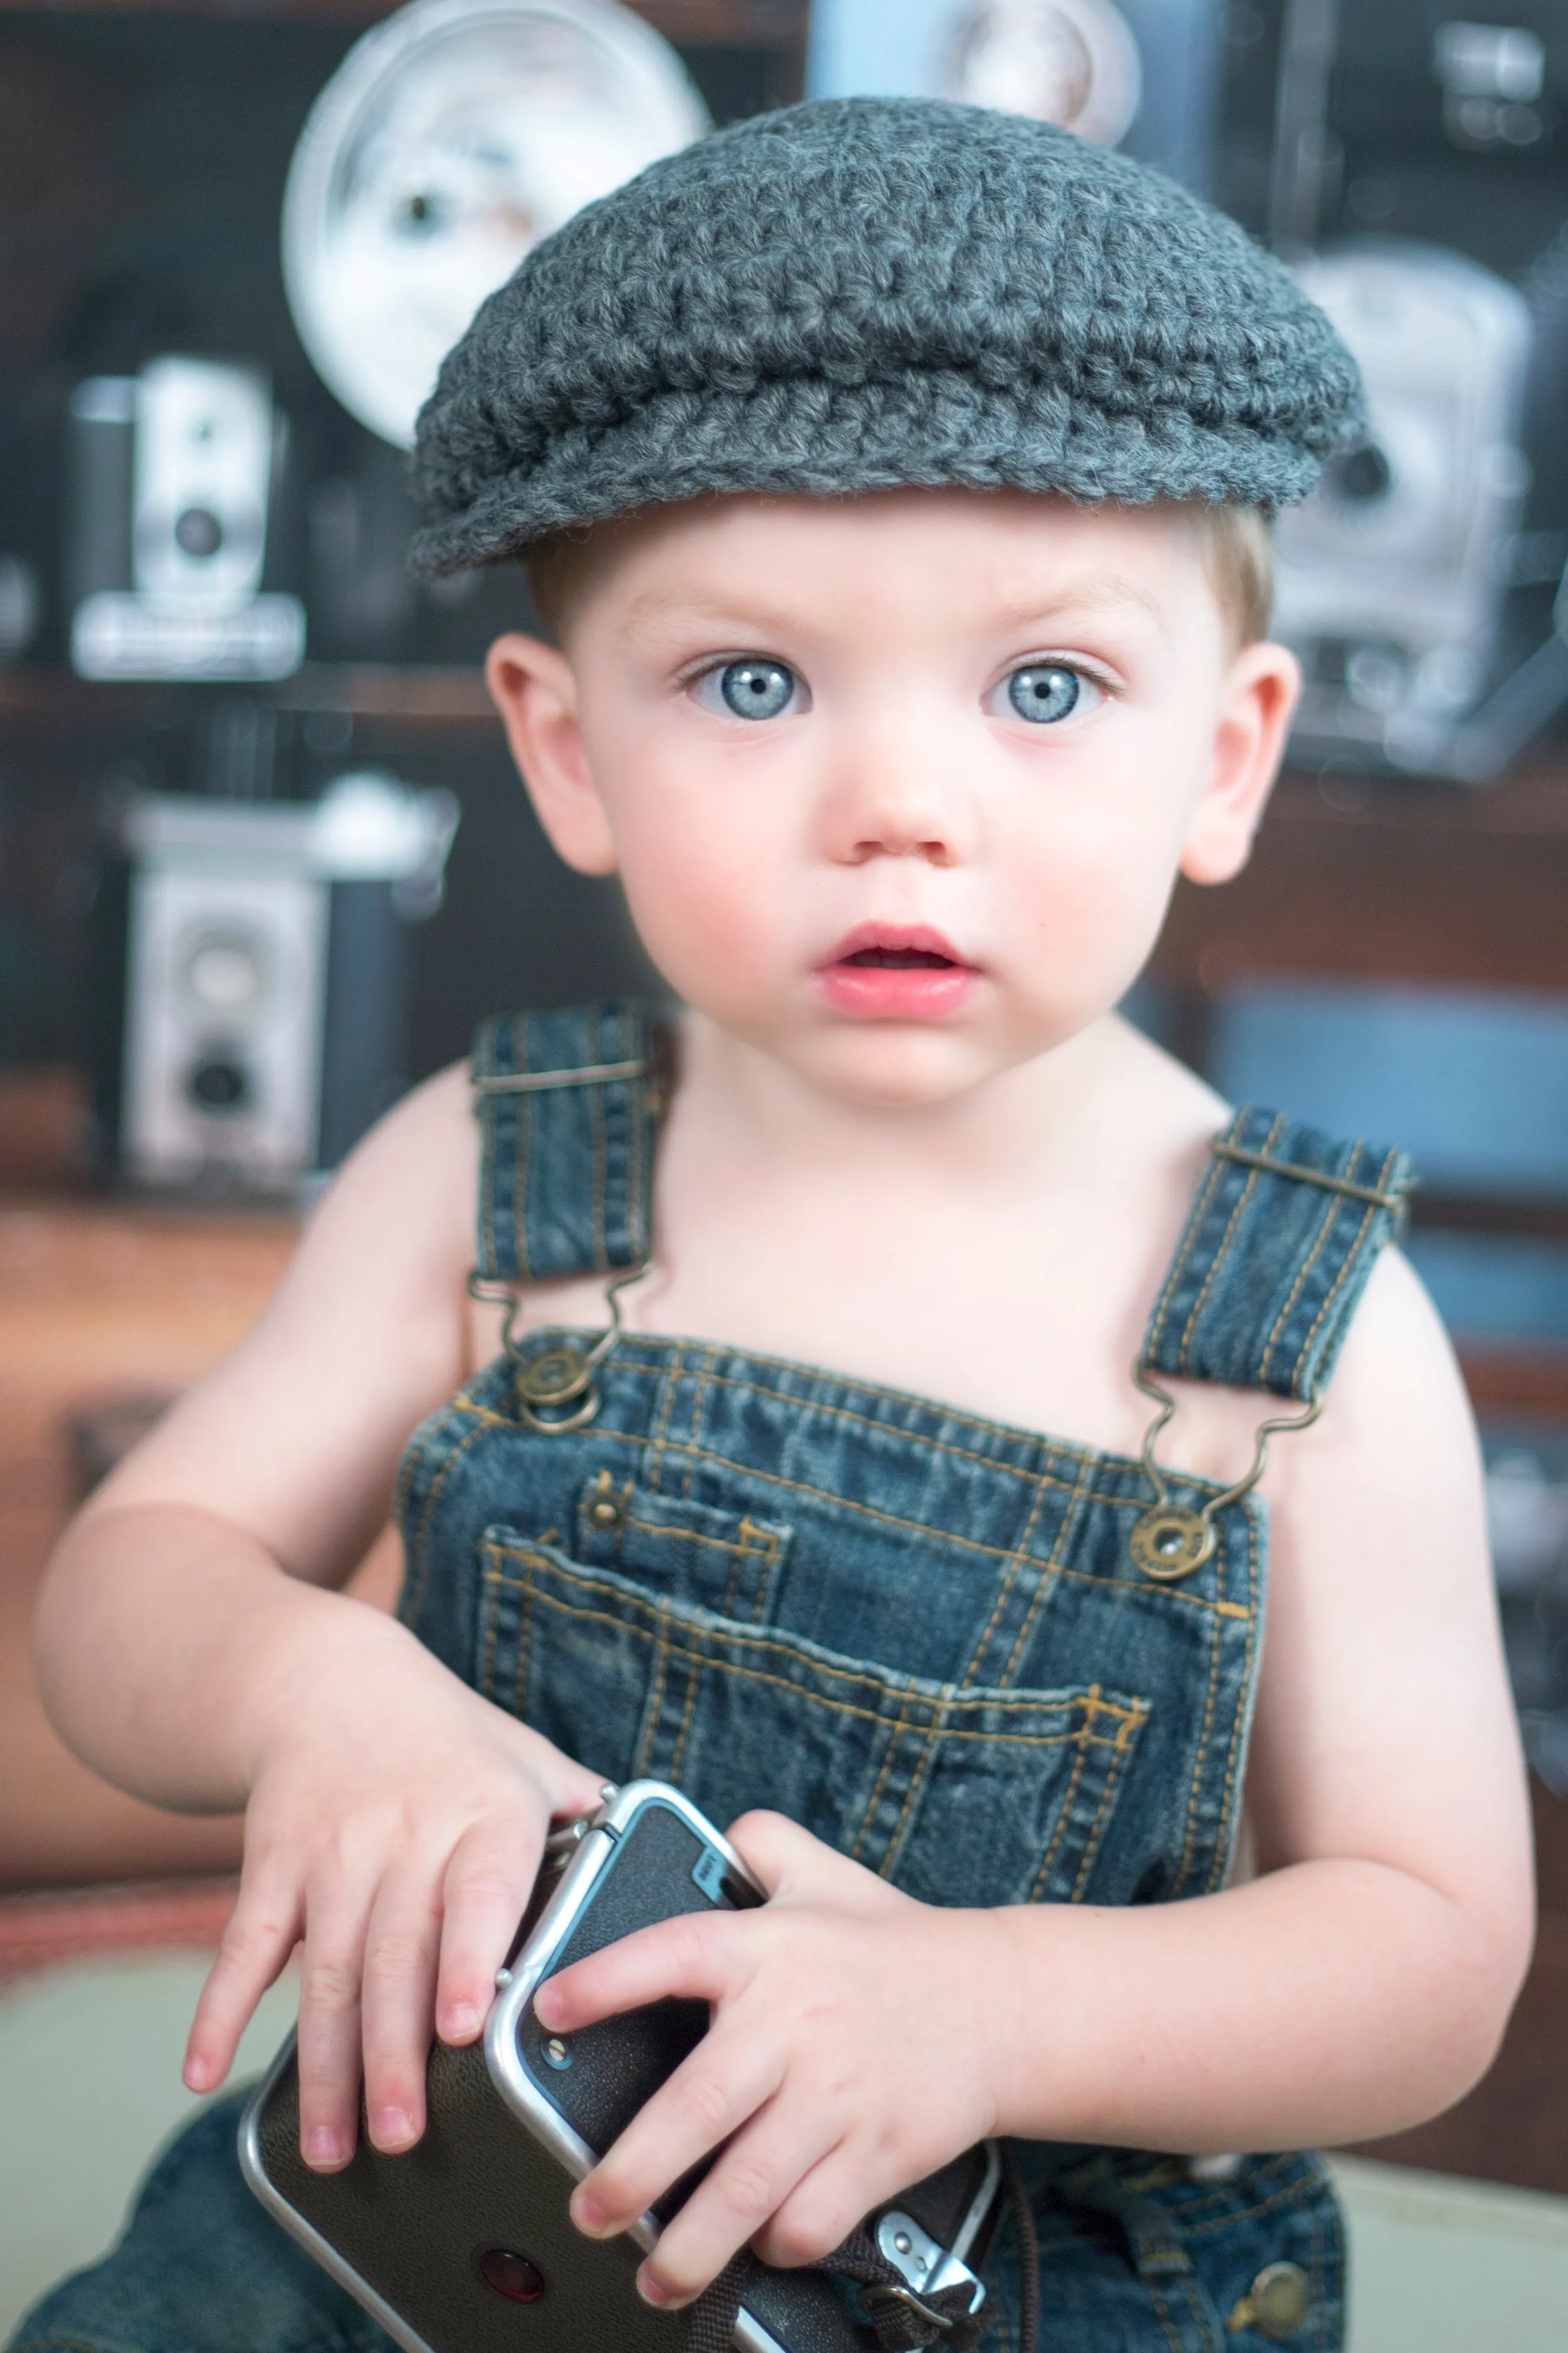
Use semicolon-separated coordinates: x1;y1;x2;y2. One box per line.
533;1812;1010;2308
182;1618;603;2170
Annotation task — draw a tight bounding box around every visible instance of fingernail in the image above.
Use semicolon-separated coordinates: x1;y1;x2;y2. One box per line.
184;2058;213;2091
442;2002;480;2041
534;1983;563;2025
305;2127;345;2168
373;2107;416;2148
638;2270;669;2306
572;2194;610;2238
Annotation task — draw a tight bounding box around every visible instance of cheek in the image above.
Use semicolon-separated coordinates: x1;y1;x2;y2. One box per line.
612;785;789;991
1005;757;1197;985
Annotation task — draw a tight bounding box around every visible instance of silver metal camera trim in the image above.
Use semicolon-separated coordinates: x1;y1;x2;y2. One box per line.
239;1778;999;2353
240;2038;445;2353
485;1780;793;2352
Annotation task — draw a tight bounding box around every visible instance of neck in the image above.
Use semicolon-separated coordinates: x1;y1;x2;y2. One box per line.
672;1010;1132;1199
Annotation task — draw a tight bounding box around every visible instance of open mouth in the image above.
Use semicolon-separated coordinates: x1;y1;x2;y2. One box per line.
840;946;958;970
817;925;979;1017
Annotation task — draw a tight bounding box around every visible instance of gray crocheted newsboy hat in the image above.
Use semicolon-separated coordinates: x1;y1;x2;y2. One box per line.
410;94;1364;574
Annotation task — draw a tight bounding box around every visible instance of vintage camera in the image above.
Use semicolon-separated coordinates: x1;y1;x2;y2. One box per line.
66;358;305;683
98;775;457;1195
1270;241;1534;778
241;1781;1002;2353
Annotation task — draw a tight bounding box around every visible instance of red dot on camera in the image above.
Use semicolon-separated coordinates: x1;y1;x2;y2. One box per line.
476;2246;547;2302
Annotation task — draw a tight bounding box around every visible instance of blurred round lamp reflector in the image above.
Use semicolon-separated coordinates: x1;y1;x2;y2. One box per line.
283;0;710;447
940;0;1141;148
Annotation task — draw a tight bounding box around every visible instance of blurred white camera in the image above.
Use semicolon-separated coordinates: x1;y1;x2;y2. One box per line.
67;359;306;683
1271;243;1533;775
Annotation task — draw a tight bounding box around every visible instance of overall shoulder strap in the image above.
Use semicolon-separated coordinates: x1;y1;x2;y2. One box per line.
1139;1105;1415;1403
470;999;673;1284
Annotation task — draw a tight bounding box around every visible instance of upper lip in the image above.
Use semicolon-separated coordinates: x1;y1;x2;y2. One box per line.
821;922;978;970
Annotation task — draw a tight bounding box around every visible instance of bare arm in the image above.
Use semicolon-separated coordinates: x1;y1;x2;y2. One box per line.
35;1065;601;2161
537;1249;1535;2306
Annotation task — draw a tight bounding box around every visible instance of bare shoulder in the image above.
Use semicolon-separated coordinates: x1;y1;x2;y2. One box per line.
88;1059;481;1581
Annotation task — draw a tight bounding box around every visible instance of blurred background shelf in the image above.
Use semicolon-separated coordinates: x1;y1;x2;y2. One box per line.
0;0;806;34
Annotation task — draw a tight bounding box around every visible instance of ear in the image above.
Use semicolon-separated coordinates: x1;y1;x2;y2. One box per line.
1178;639;1301;887
485;632;618;877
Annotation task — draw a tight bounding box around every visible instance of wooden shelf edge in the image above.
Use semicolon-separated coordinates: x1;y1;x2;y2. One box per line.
0;662;498;724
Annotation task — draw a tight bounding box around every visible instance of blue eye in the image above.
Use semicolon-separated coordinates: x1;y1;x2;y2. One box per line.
700;658;800;722
1007;664;1082;724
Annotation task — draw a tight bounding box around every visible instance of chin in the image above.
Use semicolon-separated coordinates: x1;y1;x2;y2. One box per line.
794;1023;1000;1109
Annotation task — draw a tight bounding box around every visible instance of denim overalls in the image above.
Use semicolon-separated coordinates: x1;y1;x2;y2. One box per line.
12;1000;1413;2353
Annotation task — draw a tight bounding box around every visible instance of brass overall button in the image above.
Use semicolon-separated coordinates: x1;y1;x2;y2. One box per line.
517;1344;592;1408
1226;2260;1311;2339
1130;1505;1216;1581
585;1471;626;1530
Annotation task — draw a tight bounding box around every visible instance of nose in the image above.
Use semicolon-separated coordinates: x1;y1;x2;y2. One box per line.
821;730;975;867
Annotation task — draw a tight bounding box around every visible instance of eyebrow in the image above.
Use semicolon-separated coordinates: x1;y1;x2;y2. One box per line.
984;575;1168;632
619;572;1168;640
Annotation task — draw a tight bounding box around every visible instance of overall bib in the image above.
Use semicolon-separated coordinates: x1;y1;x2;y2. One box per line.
11;1001;1413;2353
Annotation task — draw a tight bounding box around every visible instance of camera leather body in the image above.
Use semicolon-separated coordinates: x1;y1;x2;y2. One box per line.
240;1782;999;2353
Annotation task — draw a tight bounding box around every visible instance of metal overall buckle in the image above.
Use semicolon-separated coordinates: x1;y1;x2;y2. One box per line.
1129;1365;1323;1583
467;1260;652;1435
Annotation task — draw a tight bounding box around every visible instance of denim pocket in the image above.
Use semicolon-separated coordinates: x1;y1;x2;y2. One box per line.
571;1475;791;1625
478;1533;1149;1909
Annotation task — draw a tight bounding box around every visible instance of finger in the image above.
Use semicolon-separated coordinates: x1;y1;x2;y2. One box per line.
294;1897;371;2171
535;1911;736;2038
572;2023;784;2241
752;2142;884;2273
722;1810;822;1897
434;1818;541;2045
184;1874;300;2093
634;2101;840;2310
360;1868;443;2152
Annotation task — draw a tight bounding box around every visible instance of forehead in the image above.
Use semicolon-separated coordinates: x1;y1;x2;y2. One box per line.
566;488;1211;637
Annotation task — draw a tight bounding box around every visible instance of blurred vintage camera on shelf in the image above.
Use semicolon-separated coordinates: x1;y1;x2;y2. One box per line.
1255;4;1568;781
96;775;458;1199
282;0;710;450
812;0;1568;784
64;360;305;686
1271;242;1534;781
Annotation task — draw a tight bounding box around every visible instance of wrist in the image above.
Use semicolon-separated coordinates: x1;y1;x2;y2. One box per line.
228;1582;430;1788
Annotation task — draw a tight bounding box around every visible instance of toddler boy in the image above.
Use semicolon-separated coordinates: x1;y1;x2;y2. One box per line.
19;97;1530;2353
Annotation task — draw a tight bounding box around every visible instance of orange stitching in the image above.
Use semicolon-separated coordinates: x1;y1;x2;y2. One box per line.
494;1545;1148;1714
1138;2271;1187;2353
668;1646;704;1785
1028;1694;1097;1900
618;1508;786;1561
1175;1549;1224;1899
645;1340;682;1497
514;1084;534;1285
1176;1114;1282;1378
1143;1135;1231;1362
635;1604;673;1780
400;1410;496;1627
478;1558;504;1699
961;1466;1053;1689
1068;1702;1149;1900
1292;1151;1398;1384
512;1569;538;1718
468;1422;1253;1619
497;1558;1139;1742
999;1448;1097;1686
851;1680;919;1865
1206;1500;1263;1894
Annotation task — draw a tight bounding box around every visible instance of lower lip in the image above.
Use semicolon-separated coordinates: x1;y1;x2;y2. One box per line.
816;961;978;1019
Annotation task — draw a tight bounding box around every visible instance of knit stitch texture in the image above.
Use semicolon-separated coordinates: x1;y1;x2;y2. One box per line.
409;95;1364;573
